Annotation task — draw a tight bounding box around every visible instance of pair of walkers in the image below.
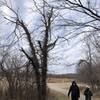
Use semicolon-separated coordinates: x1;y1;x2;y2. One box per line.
68;81;93;100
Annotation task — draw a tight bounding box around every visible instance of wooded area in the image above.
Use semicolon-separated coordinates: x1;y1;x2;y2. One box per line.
0;0;100;100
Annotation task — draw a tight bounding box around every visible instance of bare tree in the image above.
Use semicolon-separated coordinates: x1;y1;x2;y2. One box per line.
77;36;100;90
49;0;100;41
0;0;59;100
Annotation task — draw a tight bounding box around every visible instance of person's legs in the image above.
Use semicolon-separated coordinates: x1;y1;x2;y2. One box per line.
71;96;74;100
85;96;88;100
71;96;78;100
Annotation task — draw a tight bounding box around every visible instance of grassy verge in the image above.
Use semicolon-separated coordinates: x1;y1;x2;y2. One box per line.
48;90;67;100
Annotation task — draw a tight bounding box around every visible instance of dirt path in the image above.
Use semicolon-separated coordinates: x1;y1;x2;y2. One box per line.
48;83;100;100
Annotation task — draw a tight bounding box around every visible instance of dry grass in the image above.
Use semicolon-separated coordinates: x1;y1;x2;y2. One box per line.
0;77;99;100
48;90;66;100
0;79;66;100
47;78;72;83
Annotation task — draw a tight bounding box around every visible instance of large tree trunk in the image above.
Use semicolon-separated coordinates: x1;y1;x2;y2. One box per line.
41;45;48;100
35;70;42;100
41;68;47;100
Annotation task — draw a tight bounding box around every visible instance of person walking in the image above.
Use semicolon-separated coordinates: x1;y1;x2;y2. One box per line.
68;81;80;100
84;87;93;100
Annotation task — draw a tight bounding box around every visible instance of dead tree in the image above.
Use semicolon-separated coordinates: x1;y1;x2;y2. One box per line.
52;0;100;40
0;53;22;99
1;1;59;100
77;40;96;90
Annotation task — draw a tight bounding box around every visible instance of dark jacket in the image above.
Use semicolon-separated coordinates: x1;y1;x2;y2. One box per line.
84;88;93;100
68;84;80;98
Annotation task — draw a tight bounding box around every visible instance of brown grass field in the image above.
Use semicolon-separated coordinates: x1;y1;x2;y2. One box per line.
0;77;99;100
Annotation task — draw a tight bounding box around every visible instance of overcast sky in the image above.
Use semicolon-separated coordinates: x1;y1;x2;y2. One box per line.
0;0;93;74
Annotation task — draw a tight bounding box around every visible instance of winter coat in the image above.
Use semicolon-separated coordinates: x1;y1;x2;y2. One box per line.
84;89;93;100
68;84;80;100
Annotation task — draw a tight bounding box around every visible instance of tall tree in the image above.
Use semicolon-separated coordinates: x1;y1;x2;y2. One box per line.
0;0;59;100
